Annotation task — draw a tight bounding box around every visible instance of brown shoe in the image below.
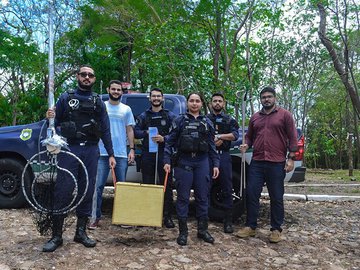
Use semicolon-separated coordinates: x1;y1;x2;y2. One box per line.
236;227;256;238
269;230;282;243
87;219;100;230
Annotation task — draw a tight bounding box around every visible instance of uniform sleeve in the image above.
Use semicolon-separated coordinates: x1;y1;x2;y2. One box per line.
54;93;68;127
206;118;220;168
99;101;114;156
230;118;240;141
134;113;148;139
168;111;177;122
163;116;182;165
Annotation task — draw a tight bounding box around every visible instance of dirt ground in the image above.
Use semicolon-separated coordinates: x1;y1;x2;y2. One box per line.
0;175;360;270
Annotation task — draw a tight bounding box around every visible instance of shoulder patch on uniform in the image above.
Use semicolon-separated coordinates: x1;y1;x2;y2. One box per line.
20;128;32;141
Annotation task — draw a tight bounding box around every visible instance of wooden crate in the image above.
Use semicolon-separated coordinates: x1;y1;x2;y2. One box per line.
112;182;164;227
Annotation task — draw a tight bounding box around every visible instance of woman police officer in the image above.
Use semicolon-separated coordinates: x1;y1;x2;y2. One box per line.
163;92;220;246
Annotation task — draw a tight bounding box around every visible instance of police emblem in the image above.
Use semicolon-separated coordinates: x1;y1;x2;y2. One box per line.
68;98;80;110
161;119;167;126
20;128;32;141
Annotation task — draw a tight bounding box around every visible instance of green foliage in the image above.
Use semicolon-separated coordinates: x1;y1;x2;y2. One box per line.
0;29;47;125
1;0;360;171
305;79;352;169
0;29;43;71
0;94;13;127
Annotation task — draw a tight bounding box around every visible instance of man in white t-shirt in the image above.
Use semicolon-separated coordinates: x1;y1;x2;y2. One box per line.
89;80;135;229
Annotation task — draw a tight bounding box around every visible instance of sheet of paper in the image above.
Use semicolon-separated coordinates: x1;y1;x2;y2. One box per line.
148;127;158;153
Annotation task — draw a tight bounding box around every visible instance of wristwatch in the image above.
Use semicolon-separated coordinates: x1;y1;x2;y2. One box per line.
215;134;222;140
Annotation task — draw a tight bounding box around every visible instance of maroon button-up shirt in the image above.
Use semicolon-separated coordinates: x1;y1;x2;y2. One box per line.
246;106;298;162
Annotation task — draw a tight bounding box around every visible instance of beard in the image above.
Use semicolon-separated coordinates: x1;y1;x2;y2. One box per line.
78;81;95;91
109;92;121;101
151;101;163;107
212;107;222;113
262;103;275;110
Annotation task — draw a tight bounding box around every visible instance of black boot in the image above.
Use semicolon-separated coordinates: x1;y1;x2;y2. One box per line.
164;215;175;228
223;209;234;234
197;217;214;244
74;217;96;248
164;187;175;229
177;218;188;246
42;215;64;252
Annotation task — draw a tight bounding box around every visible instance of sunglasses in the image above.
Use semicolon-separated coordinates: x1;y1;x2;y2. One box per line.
261;95;274;100
78;72;95;78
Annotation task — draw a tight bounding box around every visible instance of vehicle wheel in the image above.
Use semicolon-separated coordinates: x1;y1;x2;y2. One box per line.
0;158;31;208
208;169;246;222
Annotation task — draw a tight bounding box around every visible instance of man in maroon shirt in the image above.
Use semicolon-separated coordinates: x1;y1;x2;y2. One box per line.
236;86;298;243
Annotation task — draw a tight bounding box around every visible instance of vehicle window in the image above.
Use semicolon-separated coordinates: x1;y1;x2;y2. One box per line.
164;99;174;112
125;96;175;117
125;97;150;117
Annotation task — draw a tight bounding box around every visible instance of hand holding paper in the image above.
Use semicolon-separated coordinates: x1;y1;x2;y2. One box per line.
148;127;158;153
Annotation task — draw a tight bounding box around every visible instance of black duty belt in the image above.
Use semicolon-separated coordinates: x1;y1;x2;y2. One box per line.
69;141;97;146
180;152;206;158
217;150;229;154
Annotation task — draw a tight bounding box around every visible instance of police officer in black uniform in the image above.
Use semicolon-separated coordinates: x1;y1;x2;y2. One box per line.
134;88;176;228
44;65;115;252
164;92;220;246
207;93;239;233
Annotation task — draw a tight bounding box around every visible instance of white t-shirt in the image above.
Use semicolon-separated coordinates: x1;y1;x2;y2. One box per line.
98;101;135;158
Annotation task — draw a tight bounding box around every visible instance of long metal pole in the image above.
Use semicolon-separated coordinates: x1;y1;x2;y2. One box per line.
240;90;247;198
155;150;158;185
43;0;68;150
47;0;55;130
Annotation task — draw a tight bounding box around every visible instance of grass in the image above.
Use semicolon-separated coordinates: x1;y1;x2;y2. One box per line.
308;187;321;193
306;168;360;183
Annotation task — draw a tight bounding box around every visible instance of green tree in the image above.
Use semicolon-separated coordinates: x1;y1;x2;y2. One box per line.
0;29;47;125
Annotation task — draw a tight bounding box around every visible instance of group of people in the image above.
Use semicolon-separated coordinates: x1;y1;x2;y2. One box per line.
44;64;298;252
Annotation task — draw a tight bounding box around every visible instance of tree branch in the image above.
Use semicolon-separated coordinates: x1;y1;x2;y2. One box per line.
317;3;360;118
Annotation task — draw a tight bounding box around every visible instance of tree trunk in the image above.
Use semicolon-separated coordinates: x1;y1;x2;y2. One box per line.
348;132;353;176
317;3;360;118
213;8;221;86
245;9;254;115
126;41;133;82
353;110;360;168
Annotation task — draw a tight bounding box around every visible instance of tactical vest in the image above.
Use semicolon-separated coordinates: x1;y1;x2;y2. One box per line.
60;90;102;143
207;113;232;151
142;110;171;149
178;115;209;153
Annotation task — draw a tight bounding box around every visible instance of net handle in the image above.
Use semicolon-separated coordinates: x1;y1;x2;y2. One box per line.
111;167;117;190
163;171;169;192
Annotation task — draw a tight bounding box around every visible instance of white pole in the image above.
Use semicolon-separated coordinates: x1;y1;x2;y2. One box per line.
240;90;247;198
47;0;55;133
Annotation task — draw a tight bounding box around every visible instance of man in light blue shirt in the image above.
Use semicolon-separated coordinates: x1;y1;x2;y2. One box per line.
89;80;135;229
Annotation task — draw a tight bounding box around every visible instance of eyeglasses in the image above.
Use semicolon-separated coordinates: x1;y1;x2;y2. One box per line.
110;87;122;92
78;72;95;79
261;95;274;100
212;99;223;103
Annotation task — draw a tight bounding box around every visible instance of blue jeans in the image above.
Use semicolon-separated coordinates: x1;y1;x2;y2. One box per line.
245;160;286;231
92;156;128;220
